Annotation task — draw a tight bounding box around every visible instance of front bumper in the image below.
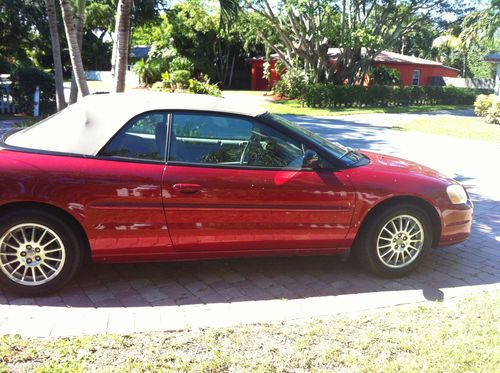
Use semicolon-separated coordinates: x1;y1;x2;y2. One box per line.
437;199;474;247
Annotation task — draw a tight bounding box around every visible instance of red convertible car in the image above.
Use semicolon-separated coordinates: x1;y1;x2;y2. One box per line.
0;92;472;295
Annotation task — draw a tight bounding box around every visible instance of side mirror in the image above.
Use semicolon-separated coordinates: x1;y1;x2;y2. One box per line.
303;149;321;169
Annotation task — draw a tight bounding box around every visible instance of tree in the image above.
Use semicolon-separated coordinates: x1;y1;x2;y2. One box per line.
432;0;499;78
44;0;66;111
0;0;51;65
69;0;87;104
59;0;90;97
113;0;132;92
246;0;335;83
245;0;460;84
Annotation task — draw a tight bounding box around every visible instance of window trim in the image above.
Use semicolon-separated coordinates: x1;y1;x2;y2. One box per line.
97;110;169;164
411;69;421;86
165;110;337;172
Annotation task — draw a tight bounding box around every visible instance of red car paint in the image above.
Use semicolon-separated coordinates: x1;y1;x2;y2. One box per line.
0;146;472;263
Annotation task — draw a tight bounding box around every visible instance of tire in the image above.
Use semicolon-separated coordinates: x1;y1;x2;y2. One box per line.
355;204;433;278
0;209;84;296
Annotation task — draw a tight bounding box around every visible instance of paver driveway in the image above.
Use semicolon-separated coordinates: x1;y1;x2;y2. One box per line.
0;110;499;337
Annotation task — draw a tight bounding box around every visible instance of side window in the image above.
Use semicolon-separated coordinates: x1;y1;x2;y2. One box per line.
169;113;305;169
100;112;167;161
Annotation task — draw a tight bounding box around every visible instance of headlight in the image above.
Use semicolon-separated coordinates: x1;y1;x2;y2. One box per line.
447;184;467;204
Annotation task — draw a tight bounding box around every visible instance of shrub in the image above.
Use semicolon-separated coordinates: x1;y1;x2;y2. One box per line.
369;66;400;86
150;80;172;92
299;83;491;109
11;67;55;114
169;56;194;74
170;70;191;89
133;58;167;85
474;94;494;117
188;75;221;97
0;55;11;74
273;79;287;97
485;98;500;124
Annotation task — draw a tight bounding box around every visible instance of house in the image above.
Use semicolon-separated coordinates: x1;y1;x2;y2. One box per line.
248;48;459;90
484;52;500;95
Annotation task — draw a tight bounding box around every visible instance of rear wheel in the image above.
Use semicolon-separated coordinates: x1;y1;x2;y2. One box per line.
355;204;433;277
0;210;83;296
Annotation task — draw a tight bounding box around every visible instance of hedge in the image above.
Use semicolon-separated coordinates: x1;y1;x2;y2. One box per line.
299;84;492;108
11;67;56;115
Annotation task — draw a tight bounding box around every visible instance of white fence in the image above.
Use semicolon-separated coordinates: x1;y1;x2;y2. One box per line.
0;75;15;114
443;77;494;89
85;70;140;86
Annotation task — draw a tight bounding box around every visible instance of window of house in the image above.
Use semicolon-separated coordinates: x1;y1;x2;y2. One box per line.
169;113;305;169
412;70;421;86
100;112;167;161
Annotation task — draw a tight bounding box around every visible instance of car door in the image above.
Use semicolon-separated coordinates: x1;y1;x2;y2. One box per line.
162;111;355;252
80;111;174;259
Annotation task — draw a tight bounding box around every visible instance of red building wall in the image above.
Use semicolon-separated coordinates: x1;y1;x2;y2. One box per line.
251;60;281;90
375;62;459;86
250;59;459;90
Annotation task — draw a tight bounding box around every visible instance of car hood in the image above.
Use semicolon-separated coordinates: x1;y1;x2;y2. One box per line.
358;150;454;184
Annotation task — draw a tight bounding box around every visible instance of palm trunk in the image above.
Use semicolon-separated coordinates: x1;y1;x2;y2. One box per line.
69;0;86;104
113;0;132;93
59;0;89;97
44;0;66;111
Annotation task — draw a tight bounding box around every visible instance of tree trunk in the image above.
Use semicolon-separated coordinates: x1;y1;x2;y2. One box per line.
44;0;66;111
110;3;121;80
113;0;132;93
69;0;86;104
59;0;89;97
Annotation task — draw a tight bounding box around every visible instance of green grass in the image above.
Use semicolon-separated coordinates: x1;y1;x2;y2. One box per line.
394;116;500;143
264;99;472;116
1;291;498;372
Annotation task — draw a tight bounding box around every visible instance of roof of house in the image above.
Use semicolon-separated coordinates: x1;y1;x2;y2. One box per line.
130;45;151;60
484;52;500;62
5;92;266;156
249;48;458;70
328;48;445;66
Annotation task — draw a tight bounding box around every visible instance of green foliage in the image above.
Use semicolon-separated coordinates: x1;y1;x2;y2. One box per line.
188;75;221;96
11;67;55;115
133;59;168;85
369;66;401;86
485;98;500;125
170;70;192;89
274;69;314;99
169;56;194;74
474;94;494;117
0;55;11;74
300;84;490;109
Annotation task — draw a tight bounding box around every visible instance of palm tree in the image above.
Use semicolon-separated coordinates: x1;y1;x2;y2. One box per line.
111;0;239;92
59;0;90;97
44;0;66;111
69;0;86;104
113;0;132;93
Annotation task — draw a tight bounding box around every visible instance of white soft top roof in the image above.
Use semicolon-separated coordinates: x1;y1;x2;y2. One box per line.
5;91;267;156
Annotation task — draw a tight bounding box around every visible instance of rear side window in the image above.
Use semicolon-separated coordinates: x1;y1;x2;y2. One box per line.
100;112;167;161
169;112;305;169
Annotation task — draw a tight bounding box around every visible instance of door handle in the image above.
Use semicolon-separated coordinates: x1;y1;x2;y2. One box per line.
173;183;202;194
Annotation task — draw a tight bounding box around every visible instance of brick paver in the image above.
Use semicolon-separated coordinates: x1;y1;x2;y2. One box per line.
0;111;499;337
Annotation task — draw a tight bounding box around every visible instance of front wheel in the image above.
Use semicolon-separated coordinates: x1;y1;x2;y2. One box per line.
0;210;83;296
355;204;433;278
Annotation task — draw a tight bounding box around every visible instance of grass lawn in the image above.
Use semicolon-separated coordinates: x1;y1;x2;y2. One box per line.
264;99;472;116
394;116;500;143
1;291;498;372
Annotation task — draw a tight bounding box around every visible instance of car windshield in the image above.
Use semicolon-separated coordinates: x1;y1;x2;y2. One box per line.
263;113;366;166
